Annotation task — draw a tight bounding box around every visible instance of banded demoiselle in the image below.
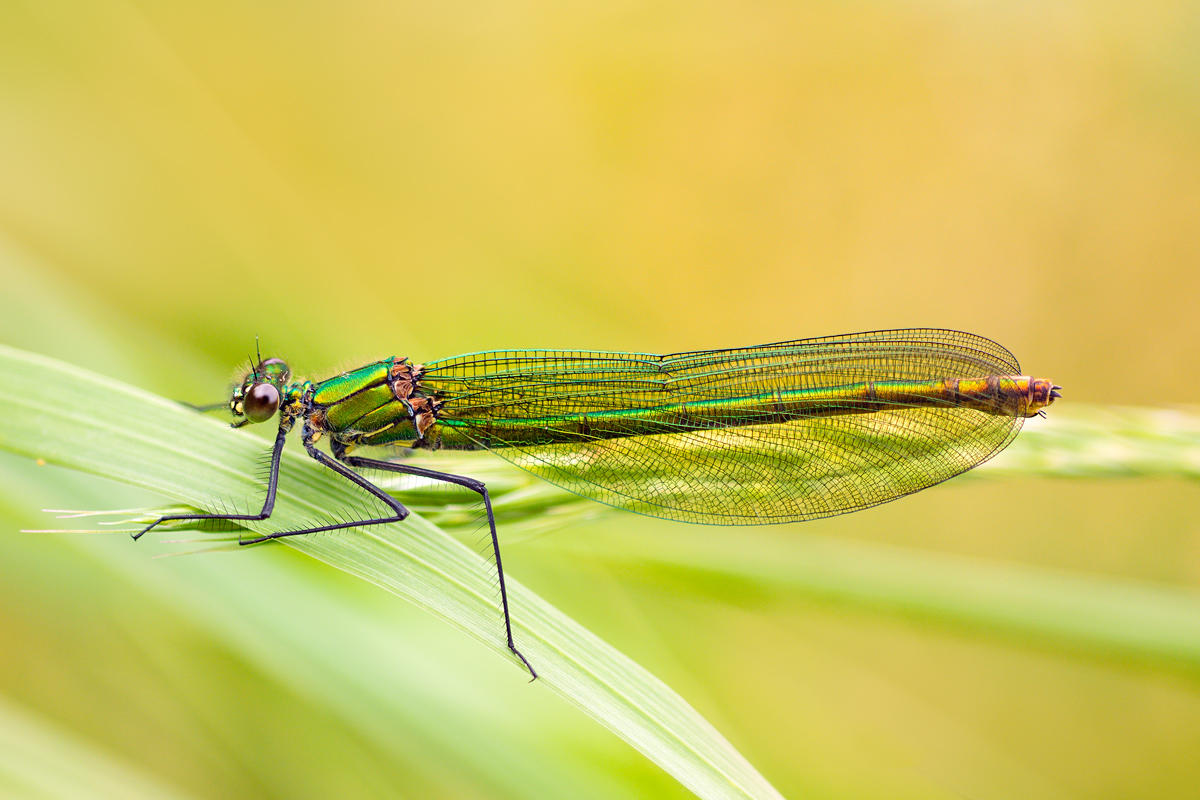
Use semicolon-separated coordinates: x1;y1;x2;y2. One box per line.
135;329;1059;677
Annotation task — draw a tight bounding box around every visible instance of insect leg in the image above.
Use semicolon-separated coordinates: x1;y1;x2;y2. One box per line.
132;423;291;540
338;450;536;679
234;425;412;545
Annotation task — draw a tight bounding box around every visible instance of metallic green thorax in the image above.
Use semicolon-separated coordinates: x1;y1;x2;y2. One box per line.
304;357;439;450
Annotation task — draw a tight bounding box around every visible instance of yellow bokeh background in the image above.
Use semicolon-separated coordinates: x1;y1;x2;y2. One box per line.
2;1;1198;798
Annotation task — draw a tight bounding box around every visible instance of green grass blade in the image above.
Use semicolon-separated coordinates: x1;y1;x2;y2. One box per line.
0;344;783;800
972;403;1200;479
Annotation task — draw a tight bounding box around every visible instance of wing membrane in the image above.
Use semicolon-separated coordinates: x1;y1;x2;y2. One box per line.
420;329;1025;524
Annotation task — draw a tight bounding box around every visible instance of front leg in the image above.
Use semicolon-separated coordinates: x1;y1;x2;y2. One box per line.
132;422;291;540
233;419;413;545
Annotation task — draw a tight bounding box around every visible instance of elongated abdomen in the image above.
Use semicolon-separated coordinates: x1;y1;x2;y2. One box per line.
430;375;1056;449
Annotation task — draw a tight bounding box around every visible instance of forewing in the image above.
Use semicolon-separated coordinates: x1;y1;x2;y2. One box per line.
421;329;1025;524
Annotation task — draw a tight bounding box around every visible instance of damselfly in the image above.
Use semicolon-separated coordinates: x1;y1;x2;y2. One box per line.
135;329;1059;677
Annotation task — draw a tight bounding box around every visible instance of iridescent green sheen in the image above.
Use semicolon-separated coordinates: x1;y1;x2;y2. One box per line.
322;383;396;431
352;404;416;438
310;360;392;406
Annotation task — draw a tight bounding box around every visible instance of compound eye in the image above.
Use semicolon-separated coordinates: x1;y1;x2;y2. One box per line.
243;383;280;423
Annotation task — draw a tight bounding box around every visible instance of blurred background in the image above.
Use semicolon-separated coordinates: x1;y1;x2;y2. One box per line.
1;1;1198;798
